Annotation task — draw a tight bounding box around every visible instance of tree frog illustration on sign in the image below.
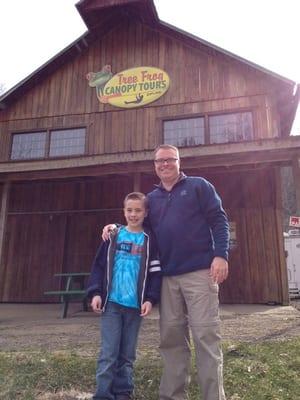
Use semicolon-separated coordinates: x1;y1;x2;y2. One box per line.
86;65;113;101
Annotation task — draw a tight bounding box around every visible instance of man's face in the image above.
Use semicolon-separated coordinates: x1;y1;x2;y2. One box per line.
154;148;180;183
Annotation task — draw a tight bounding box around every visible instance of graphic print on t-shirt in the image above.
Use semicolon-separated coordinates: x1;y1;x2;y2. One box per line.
109;227;144;308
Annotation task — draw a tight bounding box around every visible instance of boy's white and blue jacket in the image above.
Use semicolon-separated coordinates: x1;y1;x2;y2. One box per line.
86;226;162;311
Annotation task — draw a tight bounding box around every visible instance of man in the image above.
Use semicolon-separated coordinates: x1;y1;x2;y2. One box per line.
103;144;229;400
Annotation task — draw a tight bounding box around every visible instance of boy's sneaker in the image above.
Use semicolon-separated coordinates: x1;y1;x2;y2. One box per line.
115;395;132;400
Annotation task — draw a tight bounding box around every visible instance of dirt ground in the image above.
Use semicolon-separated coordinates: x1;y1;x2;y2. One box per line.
1;301;300;400
1;301;300;354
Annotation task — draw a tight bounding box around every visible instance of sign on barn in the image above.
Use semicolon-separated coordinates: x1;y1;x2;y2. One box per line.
87;66;170;108
289;216;300;228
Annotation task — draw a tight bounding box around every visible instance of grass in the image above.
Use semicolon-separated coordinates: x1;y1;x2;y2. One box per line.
1;339;300;400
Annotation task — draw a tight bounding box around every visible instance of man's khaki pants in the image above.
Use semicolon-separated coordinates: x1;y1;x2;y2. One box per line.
159;269;226;400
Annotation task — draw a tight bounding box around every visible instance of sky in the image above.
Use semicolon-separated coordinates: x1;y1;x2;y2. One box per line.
0;0;299;134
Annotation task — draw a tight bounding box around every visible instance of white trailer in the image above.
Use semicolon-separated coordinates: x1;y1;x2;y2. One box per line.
284;231;300;298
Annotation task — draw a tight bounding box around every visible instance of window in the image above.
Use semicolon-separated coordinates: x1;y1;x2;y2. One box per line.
209;112;253;144
163;111;254;147
49;128;86;157
11;131;47;160
10;128;86;160
164;117;205;147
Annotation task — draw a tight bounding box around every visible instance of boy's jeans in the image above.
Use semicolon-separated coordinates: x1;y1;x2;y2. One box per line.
93;301;142;400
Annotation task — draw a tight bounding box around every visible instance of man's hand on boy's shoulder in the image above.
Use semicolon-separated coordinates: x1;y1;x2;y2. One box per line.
91;295;102;313
102;224;117;241
140;301;152;317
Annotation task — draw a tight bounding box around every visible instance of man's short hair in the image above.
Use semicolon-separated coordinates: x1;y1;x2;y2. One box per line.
124;192;148;208
153;144;180;158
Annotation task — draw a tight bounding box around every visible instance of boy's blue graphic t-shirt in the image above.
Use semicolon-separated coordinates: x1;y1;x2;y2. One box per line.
109;226;145;309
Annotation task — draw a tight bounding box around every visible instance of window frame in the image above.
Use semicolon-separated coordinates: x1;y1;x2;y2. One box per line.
208;110;254;144
161;108;255;147
163;116;206;147
49;128;87;158
10;130;48;161
9;126;87;161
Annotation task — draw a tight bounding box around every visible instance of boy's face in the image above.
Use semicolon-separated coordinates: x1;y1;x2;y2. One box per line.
123;199;147;231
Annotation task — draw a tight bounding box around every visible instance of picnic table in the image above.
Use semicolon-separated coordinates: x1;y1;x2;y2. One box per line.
44;272;90;318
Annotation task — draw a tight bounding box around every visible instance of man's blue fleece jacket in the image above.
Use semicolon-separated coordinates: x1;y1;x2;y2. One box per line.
147;174;229;276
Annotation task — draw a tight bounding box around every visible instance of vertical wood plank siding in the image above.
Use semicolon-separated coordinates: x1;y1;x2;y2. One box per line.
0;20;284;159
0;176;131;301
140;168;285;304
207;169;284;304
0;169;287;303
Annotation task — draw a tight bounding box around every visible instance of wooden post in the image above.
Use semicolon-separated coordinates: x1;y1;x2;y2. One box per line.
0;182;10;300
292;156;300;214
274;167;289;305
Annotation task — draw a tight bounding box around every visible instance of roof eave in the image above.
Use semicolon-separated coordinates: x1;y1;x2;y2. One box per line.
75;0;159;30
0;31;91;110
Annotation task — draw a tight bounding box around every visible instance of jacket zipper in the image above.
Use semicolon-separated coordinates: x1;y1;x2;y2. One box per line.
140;232;149;308
102;234;114;312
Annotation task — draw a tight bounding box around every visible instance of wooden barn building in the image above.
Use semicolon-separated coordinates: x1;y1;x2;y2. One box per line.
0;0;299;305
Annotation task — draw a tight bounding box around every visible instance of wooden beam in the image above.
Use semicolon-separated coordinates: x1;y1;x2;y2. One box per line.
0;183;10;255
0;153;297;183
1;137;300;184
274;167;289;304
0;183;10;298
0;136;300;175
292;156;300;214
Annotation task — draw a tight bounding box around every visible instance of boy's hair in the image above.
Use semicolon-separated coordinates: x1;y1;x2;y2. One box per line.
153;144;180;158
123;192;148;209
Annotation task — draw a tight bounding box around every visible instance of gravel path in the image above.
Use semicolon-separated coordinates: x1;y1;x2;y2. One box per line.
1;302;299;353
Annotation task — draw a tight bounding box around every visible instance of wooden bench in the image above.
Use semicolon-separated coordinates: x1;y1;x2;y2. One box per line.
44;272;90;318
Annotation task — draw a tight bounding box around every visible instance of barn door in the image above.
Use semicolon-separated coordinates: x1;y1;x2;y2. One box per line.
0;213;67;302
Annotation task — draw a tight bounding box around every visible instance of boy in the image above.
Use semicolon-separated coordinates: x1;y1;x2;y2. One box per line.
86;192;161;400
